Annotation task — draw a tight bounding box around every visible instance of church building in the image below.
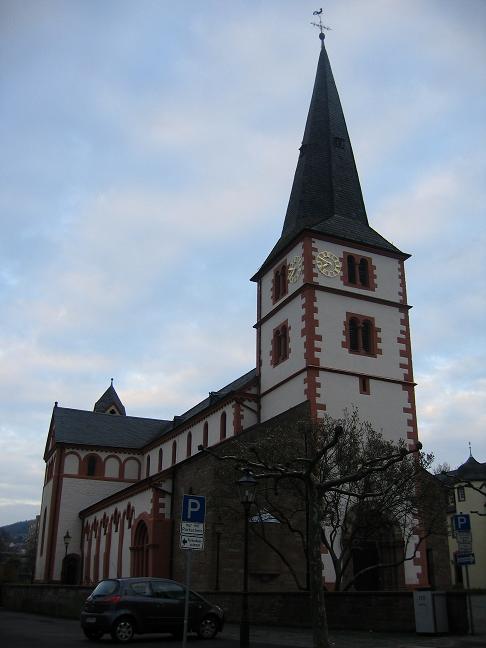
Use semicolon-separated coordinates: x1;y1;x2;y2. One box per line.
34;36;427;590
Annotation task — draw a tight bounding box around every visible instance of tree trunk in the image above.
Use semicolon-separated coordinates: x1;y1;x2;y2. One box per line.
308;482;330;648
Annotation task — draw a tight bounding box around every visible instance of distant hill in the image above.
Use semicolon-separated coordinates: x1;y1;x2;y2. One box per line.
0;520;35;542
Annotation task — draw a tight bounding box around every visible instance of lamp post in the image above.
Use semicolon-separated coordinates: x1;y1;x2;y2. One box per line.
214;521;224;591
237;469;257;647
63;530;71;558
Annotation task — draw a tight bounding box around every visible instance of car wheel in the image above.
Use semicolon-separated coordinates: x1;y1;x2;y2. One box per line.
197;615;219;640
83;628;104;641
111;617;135;643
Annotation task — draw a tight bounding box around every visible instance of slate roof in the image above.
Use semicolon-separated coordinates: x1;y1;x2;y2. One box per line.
53;407;171;449
254;42;405;278
177;368;257;423
447;456;486;482
51;368;257;451
94;383;126;415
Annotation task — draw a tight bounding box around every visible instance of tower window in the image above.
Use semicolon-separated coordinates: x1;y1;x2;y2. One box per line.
359;376;370;395
345;313;378;357
343;252;375;290
171;441;177;465
457;486;466;502
145;455;150;478
273;261;288;303
202;422;208;448
158;448;163;471
272;321;290;366
186;431;192;457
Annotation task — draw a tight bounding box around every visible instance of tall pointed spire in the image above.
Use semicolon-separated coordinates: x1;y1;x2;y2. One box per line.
282;41;367;237
253;38;405;279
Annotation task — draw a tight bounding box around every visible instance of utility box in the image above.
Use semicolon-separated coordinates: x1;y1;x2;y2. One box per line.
414;590;449;634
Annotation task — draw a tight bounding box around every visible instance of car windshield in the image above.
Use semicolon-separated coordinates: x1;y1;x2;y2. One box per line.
91;580;119;597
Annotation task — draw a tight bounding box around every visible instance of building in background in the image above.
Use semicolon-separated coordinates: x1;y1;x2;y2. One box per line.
444;455;486;589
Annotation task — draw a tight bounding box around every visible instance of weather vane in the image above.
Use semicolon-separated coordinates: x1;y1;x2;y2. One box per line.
311;8;331;45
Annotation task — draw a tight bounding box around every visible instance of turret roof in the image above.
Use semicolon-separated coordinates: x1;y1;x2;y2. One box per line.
94;382;126;415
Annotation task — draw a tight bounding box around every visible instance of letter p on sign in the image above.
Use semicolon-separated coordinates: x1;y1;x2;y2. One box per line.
453;513;471;532
182;494;206;524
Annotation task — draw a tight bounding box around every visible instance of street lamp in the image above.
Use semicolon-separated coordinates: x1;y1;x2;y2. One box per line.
237;469;257;647
63;530;71;558
214;521;224;591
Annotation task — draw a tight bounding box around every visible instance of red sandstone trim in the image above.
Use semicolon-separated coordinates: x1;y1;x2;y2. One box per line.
341;252;377;291
45;448;65;581
233;401;243;435
270;319;290;367
301;238;322;419
342;312;381;358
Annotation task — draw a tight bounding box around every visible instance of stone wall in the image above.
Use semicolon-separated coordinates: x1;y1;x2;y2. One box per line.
3;583;482;634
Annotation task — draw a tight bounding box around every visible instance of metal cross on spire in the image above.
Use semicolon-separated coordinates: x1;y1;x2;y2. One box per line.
311;8;331;46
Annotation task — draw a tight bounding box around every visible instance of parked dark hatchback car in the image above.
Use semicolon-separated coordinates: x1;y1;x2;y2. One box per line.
80;577;224;643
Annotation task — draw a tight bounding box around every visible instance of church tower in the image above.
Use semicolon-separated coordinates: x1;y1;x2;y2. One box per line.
252;32;425;588
253;38;419;461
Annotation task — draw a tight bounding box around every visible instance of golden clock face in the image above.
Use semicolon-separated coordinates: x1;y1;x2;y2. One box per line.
288;255;303;283
316;250;341;277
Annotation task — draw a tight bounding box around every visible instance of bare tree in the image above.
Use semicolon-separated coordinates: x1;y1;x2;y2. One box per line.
202;410;427;648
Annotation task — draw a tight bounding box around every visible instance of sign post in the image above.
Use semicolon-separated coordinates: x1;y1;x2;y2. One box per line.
453;513;475;635
181;495;206;648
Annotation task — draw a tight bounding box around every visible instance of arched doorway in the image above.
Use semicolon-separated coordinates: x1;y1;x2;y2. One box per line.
132;521;149;577
343;506;405;591
62;553;81;584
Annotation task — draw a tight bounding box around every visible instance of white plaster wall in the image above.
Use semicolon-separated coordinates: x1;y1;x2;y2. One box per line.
320;372;410;444
315;292;404;381
260;241;304;319
105;456;121;478
312;239;403;303
34;479;53;580
64;453;79;475
124;458;140;479
52;478;129;580
260;299;306;394
261;373;306;423
240;398;258;429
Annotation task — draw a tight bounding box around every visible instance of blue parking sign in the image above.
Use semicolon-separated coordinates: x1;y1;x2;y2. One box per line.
182;494;206;523
453;514;471;532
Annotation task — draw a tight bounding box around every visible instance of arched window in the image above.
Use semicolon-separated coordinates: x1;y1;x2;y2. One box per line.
347;255;357;284
280;263;287;296
132;521;149;577
186;432;192;458
40;508;47;556
362;319;373;353
349;318;359;351
203;422;208;448
346;313;377;356
171;441;177;465
344;252;373;290
280;325;288;360
220;412;227;440
158;448;163;471
87;455;98;477
145;455;150;478
274;269;281;300
359;258;369;287
273;262;288;304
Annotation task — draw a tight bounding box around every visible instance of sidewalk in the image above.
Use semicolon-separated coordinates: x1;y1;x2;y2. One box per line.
222;623;486;648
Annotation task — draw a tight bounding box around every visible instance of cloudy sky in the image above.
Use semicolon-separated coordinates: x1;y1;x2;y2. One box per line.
1;0;485;526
